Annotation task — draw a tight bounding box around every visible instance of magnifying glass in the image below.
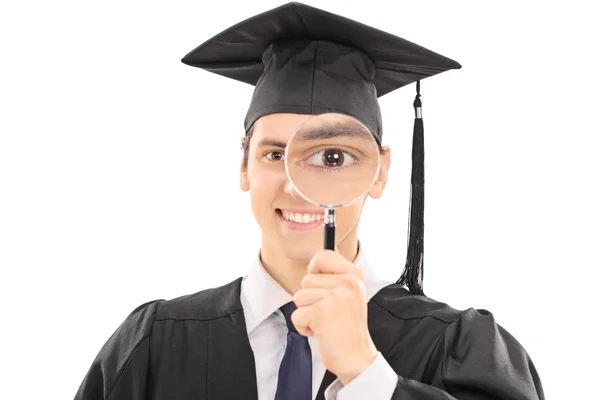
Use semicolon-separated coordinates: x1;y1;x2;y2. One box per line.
284;113;381;250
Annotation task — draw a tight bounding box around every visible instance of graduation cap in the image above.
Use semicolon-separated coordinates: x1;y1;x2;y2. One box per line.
181;1;461;296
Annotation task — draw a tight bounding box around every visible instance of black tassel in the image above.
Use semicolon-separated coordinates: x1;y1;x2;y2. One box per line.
397;80;425;296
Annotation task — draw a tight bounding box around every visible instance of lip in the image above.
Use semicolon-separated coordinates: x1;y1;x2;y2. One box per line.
276;209;324;231
278;208;324;215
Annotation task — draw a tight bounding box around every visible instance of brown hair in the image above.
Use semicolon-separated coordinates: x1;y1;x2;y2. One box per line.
241;124;255;171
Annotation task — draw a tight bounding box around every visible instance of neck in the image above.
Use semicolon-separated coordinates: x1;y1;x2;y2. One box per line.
259;236;359;296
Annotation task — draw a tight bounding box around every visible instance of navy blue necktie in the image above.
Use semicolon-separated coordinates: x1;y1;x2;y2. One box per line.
274;301;312;400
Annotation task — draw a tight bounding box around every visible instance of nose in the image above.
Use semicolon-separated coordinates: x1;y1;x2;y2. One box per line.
283;177;299;198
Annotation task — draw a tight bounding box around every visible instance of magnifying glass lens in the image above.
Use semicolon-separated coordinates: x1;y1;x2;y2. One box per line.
285;113;380;208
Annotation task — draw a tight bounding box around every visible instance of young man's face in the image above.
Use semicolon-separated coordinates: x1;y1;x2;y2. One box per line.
240;113;389;263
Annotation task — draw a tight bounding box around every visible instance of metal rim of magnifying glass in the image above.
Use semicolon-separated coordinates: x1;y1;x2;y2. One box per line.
283;113;382;209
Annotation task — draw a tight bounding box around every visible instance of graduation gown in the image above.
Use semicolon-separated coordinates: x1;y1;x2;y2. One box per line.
74;278;545;399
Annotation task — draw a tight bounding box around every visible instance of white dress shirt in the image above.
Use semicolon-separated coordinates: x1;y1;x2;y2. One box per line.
240;242;399;400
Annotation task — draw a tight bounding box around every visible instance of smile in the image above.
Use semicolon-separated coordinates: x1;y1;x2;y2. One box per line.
276;208;324;230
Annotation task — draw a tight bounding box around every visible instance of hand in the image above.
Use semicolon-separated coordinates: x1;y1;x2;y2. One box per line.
291;249;379;385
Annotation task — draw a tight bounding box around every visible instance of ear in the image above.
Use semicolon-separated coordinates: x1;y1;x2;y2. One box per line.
240;137;250;192
368;146;391;199
240;163;250;192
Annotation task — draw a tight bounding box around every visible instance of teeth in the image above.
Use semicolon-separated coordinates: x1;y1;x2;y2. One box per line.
282;211;322;224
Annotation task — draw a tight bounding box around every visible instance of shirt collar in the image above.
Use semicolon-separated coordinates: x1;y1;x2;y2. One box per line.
240;240;390;335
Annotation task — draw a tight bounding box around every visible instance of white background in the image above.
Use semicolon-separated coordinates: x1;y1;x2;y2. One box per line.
1;1;598;399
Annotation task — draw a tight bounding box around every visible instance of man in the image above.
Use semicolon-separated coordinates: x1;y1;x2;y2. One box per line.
74;2;545;399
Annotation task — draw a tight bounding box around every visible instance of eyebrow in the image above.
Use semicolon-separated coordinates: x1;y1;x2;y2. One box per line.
255;124;373;149
297;125;372;142
256;138;288;149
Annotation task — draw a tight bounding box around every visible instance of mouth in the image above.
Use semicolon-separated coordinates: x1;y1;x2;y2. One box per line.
276;208;324;231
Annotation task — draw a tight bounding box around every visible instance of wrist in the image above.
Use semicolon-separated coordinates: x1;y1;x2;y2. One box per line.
337;347;378;386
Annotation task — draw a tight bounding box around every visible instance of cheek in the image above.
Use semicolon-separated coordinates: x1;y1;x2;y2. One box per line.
247;165;285;211
336;202;363;231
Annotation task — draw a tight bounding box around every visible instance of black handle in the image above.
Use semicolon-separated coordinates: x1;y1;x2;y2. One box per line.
323;209;335;250
324;222;335;250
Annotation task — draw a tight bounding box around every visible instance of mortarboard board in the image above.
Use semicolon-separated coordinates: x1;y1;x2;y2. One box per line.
181;1;461;296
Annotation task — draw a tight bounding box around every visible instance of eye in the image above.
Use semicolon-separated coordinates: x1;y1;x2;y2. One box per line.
265;151;285;161
306;148;357;169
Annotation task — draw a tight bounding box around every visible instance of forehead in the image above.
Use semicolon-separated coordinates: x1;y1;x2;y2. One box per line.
252;113;315;144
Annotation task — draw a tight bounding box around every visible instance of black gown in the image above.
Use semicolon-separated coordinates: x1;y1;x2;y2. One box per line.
73;278;545;399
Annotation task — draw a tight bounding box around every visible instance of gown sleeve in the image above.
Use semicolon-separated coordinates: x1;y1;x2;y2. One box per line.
73;300;162;400
389;308;545;400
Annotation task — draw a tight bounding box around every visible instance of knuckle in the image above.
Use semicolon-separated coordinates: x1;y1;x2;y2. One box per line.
343;273;359;290
356;269;365;281
293;291;302;304
314;301;328;320
301;274;312;287
356;278;365;294
291;309;301;324
328;290;346;307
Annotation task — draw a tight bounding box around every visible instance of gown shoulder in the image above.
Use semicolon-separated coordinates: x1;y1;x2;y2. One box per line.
73;300;163;400
368;284;545;399
73;277;245;400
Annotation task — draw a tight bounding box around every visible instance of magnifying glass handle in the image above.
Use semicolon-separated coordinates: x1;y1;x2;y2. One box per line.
323;208;335;250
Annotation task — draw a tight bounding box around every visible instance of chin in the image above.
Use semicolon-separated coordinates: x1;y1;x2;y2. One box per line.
280;237;323;262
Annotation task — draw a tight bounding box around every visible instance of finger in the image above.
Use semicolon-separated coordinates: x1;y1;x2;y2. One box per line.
301;273;344;289
293;288;329;307
302;271;365;290
307;249;354;275
291;304;316;337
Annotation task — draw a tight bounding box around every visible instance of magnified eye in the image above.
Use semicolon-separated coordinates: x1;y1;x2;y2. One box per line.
307;148;357;168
